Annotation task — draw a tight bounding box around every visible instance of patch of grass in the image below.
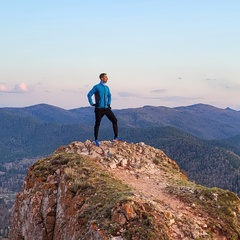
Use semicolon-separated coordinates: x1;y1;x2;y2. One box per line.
32;153;82;180
73;160;133;218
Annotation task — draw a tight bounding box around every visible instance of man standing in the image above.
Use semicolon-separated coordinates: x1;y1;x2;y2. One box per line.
87;73;121;146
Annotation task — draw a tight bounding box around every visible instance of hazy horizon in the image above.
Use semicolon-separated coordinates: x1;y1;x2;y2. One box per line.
0;101;238;112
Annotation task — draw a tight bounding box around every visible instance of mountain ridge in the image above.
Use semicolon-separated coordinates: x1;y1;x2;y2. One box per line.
2;102;240;139
2;103;240;196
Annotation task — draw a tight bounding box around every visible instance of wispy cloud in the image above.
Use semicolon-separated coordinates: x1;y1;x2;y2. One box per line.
14;83;29;92
62;89;83;94
0;85;9;92
204;78;240;90
140;95;201;102
151;89;166;94
0;83;31;93
117;92;140;98
117;90;200;103
157;96;202;102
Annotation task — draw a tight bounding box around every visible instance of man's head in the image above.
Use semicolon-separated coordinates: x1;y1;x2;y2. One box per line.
99;73;108;83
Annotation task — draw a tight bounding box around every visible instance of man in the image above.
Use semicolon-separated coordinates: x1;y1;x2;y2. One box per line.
87;73;121;146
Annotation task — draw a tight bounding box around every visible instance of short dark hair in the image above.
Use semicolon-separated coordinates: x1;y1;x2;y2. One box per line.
99;73;107;79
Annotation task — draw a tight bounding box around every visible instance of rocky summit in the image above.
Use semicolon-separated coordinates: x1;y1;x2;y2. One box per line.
9;140;240;240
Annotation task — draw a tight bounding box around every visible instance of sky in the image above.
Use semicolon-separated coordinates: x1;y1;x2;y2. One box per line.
0;0;240;110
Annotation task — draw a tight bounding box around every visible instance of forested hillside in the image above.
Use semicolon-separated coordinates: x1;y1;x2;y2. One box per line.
1;103;240;196
3;103;240;139
0;109;92;163
122;126;240;195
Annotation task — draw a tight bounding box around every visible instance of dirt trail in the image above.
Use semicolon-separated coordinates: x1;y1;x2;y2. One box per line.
110;167;191;213
108;166;213;239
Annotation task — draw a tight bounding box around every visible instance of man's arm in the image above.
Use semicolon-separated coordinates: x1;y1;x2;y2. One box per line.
87;87;95;106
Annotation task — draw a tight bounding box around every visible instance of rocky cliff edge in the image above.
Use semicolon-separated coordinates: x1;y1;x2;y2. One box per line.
9;140;240;240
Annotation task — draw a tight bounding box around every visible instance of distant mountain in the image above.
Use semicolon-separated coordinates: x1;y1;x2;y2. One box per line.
3;103;240;139
114;104;240;139
0;107;92;162
1;103;240;196
3;104;81;124
70;103;240;139
1;102;240;163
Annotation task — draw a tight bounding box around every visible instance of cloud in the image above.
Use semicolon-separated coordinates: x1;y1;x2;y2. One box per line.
158;96;202;102
151;89;166;93
0;82;31;93
204;78;240;90
116;91;199;103
205;78;217;82
62;89;83;94
223;84;231;89
117;92;140;98
14;83;29;92
0;85;10;92
138;95;201;102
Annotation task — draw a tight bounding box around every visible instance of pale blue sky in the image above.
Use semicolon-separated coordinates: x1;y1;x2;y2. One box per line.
0;0;240;110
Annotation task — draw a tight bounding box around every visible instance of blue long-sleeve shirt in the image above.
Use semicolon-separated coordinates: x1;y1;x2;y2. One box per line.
87;81;111;108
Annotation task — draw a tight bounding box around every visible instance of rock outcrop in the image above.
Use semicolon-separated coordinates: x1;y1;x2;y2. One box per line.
9;140;240;239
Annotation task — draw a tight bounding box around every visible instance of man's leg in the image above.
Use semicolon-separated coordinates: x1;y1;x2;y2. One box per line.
94;109;104;140
105;109;118;138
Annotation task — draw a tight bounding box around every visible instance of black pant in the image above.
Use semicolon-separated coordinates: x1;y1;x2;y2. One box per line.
94;108;118;140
